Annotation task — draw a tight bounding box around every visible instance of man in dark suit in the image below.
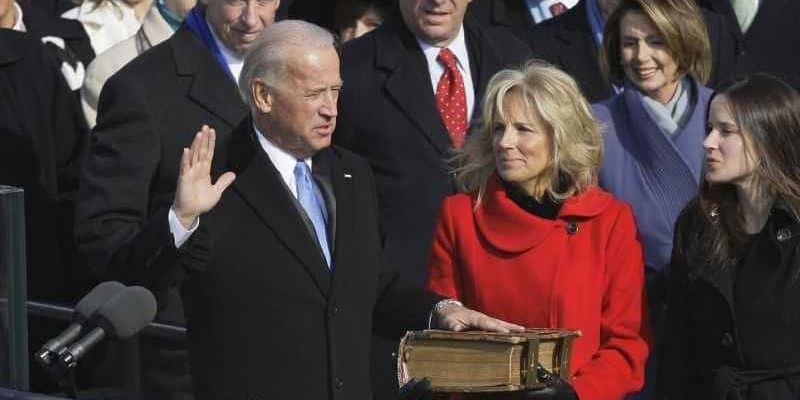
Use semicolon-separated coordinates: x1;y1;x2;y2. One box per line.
697;0;800;89
334;1;530;396
74;0;280;398
527;0;617;102
165;20;522;400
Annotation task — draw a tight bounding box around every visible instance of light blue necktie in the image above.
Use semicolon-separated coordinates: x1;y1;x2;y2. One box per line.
294;161;331;267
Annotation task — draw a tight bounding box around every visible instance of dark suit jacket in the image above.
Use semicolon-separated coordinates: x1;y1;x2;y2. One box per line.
0;29;90;393
527;1;612;102
0;30;88;303
75;24;247;399
168;120;440;400
466;0;536;43
697;0;800;89
528;0;727;102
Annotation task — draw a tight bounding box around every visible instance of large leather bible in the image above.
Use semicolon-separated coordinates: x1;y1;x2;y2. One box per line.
397;329;579;393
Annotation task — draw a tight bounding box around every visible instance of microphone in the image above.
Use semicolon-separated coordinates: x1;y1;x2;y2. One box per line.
35;281;126;367
58;286;157;369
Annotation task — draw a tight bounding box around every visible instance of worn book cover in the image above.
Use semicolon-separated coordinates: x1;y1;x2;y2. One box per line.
397;329;579;393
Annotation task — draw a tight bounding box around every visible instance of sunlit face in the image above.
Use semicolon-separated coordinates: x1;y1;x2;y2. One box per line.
206;0;280;56
619;11;680;104
399;0;471;47
339;7;383;43
258;46;342;159
703;95;758;186
492;92;553;197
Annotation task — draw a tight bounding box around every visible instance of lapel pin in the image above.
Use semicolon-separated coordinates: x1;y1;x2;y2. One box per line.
344;173;352;179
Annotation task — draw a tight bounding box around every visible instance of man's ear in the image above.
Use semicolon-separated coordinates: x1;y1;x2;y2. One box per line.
251;79;273;114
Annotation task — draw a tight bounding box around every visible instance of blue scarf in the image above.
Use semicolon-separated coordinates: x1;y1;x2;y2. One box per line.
184;5;236;81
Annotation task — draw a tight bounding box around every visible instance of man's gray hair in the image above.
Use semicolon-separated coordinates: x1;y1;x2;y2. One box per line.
238;20;335;107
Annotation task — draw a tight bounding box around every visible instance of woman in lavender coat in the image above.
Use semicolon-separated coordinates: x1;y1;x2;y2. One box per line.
592;0;713;395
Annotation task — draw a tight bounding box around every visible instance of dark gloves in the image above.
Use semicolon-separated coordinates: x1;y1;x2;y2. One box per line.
517;378;578;400
490;367;578;400
398;378;434;400
520;367;578;400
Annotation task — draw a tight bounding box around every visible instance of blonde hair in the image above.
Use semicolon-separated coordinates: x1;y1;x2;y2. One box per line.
453;60;602;204
601;0;712;86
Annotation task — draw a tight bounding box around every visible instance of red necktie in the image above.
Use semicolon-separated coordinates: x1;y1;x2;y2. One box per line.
435;48;468;149
549;2;567;16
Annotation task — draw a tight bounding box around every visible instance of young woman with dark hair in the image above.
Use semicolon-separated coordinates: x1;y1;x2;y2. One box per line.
660;73;800;399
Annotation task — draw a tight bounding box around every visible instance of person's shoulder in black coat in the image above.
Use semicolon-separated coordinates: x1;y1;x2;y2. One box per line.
466;0;536;44
527;1;614;102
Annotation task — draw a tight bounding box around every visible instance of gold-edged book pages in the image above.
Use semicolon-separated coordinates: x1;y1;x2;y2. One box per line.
397;329;579;393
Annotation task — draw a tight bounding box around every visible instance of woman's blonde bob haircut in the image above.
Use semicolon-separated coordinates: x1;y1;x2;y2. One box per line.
453;60;602;203
601;0;712;86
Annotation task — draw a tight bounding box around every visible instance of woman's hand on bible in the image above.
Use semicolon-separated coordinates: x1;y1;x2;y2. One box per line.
433;302;525;333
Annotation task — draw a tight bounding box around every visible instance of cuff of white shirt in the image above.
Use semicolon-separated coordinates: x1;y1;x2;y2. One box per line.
168;207;199;248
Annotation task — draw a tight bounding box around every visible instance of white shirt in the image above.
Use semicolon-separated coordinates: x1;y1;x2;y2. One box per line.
169;125;309;247
206;18;243;81
254;125;312;198
525;0;579;23
12;1;25;32
417;25;476;121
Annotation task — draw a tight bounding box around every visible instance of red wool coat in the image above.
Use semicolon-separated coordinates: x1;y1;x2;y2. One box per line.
426;177;649;400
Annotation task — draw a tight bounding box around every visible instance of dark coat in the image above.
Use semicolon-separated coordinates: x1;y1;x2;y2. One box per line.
335;18;530;399
527;0;612;102
660;201;800;399
698;0;800;89
172;120;440;400
528;0;727;102
466;0;536;43
0;30;89;304
75;25;247;399
0;29;91;393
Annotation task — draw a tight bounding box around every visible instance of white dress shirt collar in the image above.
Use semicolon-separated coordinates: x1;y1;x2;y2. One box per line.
416;25;476;120
205;18;244;81
254;124;311;198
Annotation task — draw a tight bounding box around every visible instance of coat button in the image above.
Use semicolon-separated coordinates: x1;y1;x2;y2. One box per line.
777;228;791;242
721;332;734;347
331;305;340;315
565;222;578;235
335;377;344;389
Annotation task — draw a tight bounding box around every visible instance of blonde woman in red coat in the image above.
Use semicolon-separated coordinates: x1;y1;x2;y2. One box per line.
426;60;649;400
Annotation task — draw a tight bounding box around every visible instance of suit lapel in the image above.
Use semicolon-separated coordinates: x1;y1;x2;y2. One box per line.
322;148;357;301
227;121;331;296
171;26;247;128
312;151;337;256
465;20;499;111
377;25;453;155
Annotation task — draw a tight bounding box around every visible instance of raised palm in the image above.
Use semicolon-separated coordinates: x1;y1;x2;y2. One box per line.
173;125;236;228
